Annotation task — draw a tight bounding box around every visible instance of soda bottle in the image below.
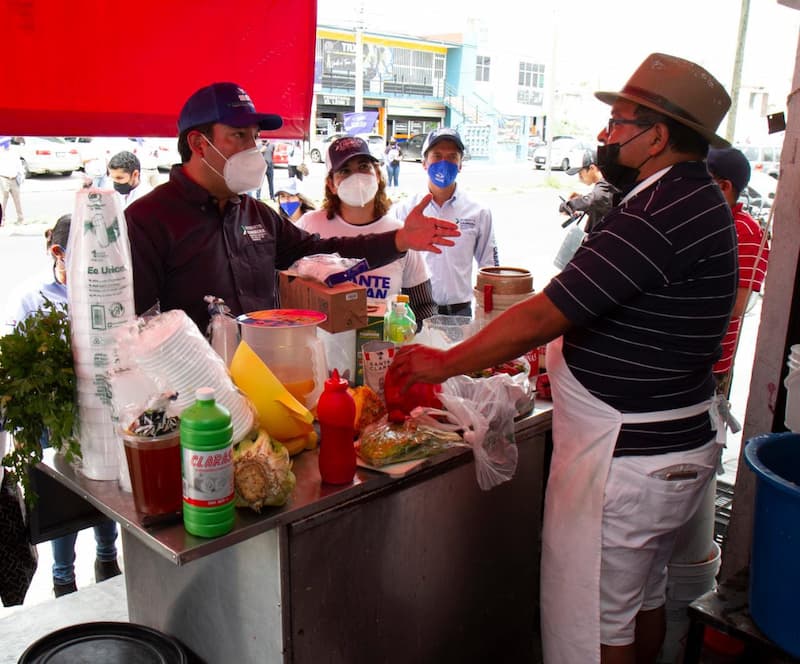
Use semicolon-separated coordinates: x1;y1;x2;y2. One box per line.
395;294;416;326
317;369;357;484
385;301;416;345
180;387;235;537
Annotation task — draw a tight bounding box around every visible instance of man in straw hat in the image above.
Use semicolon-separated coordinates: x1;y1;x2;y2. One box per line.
390;53;738;663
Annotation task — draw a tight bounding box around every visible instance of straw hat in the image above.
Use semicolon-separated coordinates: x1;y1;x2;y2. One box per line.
595;53;731;148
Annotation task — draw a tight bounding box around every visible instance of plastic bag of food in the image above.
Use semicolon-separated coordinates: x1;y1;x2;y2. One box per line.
357;418;464;467
412;373;526;490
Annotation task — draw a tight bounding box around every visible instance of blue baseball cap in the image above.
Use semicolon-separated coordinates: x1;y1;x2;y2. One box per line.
177;82;283;134
422;128;465;156
707;147;751;194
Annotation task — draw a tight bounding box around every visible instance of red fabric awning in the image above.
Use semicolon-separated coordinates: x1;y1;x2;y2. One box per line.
0;0;316;138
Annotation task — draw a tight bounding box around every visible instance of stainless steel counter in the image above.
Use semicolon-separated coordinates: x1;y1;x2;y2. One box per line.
38;402;553;663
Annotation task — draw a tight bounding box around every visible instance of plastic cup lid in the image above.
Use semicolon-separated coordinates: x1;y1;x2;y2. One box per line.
237;309;327;328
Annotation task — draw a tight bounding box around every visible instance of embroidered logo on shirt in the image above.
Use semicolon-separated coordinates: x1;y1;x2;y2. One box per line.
241;224;267;242
455;217;477;230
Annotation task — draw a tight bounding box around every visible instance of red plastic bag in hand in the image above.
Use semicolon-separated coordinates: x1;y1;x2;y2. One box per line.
383;365;442;422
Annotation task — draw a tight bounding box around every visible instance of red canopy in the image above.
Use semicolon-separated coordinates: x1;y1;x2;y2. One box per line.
0;0;316;138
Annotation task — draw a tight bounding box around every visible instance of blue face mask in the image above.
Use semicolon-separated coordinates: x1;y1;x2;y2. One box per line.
427;160;459;188
280;201;301;218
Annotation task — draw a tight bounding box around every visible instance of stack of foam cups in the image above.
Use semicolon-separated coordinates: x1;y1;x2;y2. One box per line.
133;309;254;443
67;189;136;482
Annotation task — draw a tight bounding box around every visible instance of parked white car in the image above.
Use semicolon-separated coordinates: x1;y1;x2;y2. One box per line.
13;137;82;176
532;136;594;171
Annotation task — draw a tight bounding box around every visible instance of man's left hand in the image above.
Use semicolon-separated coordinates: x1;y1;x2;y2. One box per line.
395;194;459;253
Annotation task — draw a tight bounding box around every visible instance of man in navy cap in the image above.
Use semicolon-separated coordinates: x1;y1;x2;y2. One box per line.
125;82;458;333
393;128;498;317
706;146;770;395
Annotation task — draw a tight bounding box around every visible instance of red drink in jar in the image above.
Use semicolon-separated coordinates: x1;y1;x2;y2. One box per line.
122;430;182;516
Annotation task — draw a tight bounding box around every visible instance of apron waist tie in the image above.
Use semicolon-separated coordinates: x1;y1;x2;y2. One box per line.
620;396;732;446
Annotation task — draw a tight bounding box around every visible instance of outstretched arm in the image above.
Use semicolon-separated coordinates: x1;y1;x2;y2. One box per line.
395;193;459;253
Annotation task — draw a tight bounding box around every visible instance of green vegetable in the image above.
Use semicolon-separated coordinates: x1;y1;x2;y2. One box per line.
1;299;80;503
233;429;296;512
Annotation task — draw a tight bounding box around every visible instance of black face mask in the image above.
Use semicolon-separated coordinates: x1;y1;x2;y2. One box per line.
596;125;654;193
113;181;133;195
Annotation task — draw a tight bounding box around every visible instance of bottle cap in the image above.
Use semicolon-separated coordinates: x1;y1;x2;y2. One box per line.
396;294;410;303
195;387;215;401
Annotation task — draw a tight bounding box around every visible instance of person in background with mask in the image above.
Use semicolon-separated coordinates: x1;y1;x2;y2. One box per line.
256;138;275;201
274;179;315;224
2;215;121;597
393;128;498;317
125;82;458;334
297;136;436;323
390;54;737;664
107;151;152;209
384;138;402;191
558;148;618;233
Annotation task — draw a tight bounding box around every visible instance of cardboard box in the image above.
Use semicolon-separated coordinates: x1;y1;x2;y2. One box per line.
279;272;367;334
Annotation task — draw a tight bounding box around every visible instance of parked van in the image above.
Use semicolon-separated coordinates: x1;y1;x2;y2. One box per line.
736;142;781;178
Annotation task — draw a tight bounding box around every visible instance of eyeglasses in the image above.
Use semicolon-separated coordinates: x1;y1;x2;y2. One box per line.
606;118;653;135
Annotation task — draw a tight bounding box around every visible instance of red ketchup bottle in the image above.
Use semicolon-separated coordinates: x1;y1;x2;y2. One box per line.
317;369;357;484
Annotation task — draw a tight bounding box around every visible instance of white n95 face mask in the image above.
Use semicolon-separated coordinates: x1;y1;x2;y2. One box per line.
336;173;378;207
203;137;267;194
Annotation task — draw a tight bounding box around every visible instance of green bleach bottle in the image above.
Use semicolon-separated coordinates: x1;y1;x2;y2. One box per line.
180;387;235;538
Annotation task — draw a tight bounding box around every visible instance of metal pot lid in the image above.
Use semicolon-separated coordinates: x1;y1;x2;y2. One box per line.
19;621;189;664
237;309;327;328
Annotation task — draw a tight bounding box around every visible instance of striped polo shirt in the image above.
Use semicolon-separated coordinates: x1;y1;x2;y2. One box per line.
544;161;738;455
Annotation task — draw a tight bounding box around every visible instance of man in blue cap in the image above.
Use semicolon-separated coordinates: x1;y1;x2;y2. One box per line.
125;83;458;333
393;127;498;317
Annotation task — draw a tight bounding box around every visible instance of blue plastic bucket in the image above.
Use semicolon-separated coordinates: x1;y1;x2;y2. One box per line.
744;432;800;657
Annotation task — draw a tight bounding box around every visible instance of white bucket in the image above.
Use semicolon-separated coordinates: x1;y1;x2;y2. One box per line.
659;541;721;663
473;288;534;326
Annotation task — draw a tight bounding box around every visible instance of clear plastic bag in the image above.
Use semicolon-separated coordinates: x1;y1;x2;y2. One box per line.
287;253;369;286
412;373;527;490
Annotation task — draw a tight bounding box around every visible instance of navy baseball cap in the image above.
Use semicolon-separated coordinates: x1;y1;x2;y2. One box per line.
177;82;283;134
422;128;465;156
707;147;751;194
566;149;598;176
325;136;377;172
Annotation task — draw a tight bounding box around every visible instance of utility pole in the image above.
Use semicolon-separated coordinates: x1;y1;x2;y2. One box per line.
726;0;751;142
354;3;365;113
544;7;559;176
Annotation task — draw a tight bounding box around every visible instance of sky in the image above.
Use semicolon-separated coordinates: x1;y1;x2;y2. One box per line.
317;0;800;125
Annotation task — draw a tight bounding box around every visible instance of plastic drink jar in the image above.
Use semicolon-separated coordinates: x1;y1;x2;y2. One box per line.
180;387;235;537
121;429;182;517
317;369;357;484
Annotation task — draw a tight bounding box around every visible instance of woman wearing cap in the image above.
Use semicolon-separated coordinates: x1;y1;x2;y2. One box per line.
274;180;316;224
297;136;436;324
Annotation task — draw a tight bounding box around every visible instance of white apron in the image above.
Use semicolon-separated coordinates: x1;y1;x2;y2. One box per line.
540;337;724;664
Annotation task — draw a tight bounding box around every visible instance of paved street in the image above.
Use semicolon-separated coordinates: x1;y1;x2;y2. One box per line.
0;156;761;621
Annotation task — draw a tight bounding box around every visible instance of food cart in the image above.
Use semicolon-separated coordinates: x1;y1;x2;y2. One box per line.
33;405;553;663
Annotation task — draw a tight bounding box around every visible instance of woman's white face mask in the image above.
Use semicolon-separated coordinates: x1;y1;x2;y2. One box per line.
336;172;378;207
202;136;266;194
